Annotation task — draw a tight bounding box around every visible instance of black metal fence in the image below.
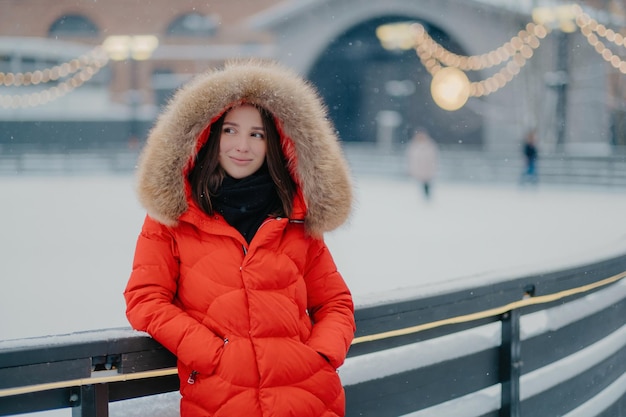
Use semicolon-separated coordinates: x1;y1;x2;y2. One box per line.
344;254;626;417
1;254;625;417
2;144;626;190
343;145;626;188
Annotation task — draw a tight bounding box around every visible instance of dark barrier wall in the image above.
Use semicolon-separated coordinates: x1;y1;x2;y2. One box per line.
0;121;151;151
1;254;625;416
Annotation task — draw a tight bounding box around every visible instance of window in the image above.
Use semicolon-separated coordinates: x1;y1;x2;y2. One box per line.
0;55;11;74
166;13;219;37
48;14;99;38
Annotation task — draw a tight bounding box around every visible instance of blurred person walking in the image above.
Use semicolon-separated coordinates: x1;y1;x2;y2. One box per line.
521;128;539;185
124;59;356;417
407;128;439;200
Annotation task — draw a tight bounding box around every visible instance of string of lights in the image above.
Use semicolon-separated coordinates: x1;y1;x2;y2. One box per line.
412;4;626;103
2;5;626;109
413;22;546;98
412;22;547;72
575;8;626;73
0;46;109;109
0;46;108;87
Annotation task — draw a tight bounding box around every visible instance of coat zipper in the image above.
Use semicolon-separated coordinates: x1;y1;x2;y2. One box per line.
241;217;282;256
187;336;229;385
187;370;198;384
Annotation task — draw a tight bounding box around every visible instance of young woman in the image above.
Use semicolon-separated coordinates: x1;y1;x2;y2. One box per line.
124;59;356;417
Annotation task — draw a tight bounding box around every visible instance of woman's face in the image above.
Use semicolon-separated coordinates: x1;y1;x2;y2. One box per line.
218;104;267;179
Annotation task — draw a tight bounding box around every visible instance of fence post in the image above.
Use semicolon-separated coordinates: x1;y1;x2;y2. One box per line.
500;309;521;417
71;384;109;417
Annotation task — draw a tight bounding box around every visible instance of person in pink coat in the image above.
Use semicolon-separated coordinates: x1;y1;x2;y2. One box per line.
407;128;439;199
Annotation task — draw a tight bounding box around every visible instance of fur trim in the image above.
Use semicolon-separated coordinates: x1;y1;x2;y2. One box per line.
136;59;353;236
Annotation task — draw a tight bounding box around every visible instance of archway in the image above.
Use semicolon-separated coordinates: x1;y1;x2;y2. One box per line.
308;16;483;148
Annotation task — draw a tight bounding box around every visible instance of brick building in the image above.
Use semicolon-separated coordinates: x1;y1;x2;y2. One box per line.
0;0;279;108
1;0;626;150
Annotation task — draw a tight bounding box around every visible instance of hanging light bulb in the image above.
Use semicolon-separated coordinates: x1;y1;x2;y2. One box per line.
430;67;470;111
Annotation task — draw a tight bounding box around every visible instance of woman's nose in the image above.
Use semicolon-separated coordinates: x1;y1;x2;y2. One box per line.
234;135;250;151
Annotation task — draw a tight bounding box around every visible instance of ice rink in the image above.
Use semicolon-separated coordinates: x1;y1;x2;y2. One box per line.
2;173;626;341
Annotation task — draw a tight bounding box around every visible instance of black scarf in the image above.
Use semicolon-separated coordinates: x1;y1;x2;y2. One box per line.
213;167;281;243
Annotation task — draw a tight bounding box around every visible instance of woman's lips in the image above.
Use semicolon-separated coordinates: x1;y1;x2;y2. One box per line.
230;156;251;165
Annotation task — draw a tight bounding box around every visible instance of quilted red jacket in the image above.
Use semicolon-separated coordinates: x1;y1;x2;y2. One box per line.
124;59;355;416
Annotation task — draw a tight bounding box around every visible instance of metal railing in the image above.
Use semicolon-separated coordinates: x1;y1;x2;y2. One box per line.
1;253;625;417
342;144;626;188
2;144;626;189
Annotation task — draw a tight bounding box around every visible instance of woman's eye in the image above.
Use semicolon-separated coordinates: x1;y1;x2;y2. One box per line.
223;127;235;134
251;132;265;139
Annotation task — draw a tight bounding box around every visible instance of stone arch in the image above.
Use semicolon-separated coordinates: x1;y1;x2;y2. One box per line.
307;16;483;147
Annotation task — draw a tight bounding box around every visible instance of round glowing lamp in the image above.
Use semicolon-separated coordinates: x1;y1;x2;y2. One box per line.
102;36;132;61
102;35;159;61
430;66;470;111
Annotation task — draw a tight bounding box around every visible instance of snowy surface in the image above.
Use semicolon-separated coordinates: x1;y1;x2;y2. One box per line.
329;175;626;306
2;174;626;341
2;173;626;417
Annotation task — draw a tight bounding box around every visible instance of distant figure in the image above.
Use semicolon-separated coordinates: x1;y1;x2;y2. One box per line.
521;129;539;185
407;128;439;199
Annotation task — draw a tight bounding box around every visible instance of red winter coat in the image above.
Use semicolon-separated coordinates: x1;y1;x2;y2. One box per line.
124;59;355;416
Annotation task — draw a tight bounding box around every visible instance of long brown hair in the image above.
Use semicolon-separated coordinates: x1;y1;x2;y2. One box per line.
188;105;297;217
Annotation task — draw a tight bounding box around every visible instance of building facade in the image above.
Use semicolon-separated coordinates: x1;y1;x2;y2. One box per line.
1;0;625;153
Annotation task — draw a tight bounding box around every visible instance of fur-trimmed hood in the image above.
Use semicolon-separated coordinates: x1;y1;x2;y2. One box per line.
136;59;353;236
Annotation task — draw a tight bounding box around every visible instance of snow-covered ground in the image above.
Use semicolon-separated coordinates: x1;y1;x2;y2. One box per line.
3;174;626;341
3;173;626;416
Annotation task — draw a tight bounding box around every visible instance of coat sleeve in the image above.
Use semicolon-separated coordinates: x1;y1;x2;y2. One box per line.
303;238;356;369
124;215;224;375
